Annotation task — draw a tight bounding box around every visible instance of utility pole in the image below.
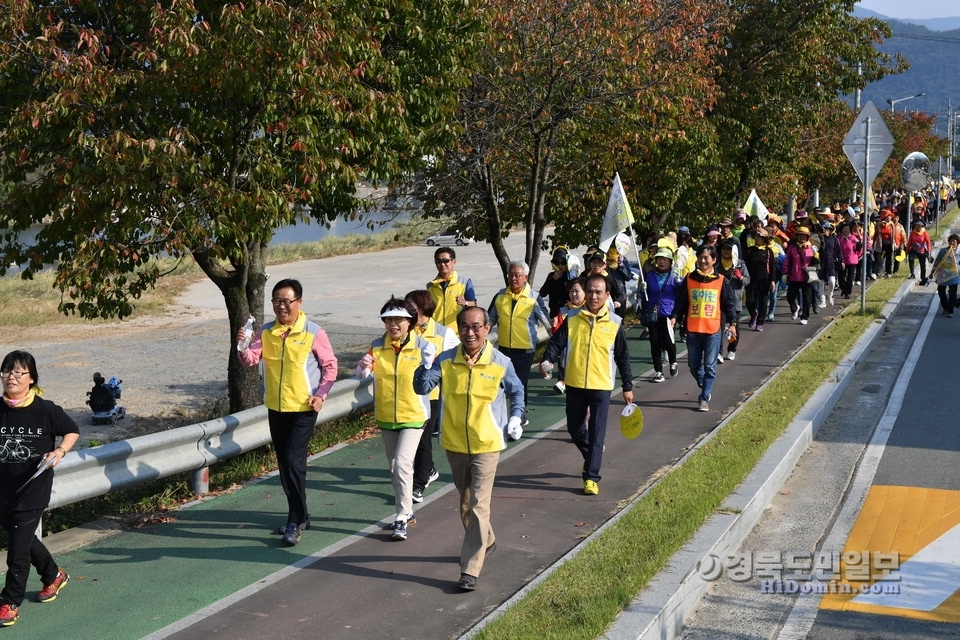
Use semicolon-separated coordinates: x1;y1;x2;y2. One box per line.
949;100;954;175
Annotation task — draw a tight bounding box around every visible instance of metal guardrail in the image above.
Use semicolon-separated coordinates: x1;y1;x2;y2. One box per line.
49;376;374;510
48;326;560;510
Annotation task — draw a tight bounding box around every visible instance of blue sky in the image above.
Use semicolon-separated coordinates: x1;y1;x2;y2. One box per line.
856;0;959;19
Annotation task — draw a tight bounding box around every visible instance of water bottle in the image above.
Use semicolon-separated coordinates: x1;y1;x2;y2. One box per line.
542;361;554;379
724;328;733;343
237;316;255;352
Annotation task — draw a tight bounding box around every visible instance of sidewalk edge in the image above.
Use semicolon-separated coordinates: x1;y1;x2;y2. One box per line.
598;278;913;640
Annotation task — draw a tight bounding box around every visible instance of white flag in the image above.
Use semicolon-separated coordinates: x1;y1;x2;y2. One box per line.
599;173;635;251
742;189;769;221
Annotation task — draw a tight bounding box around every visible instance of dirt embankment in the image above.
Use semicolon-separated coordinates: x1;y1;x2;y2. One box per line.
8;304;231;448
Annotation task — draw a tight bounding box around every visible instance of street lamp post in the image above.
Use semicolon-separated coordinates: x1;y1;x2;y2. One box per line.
887;93;925;112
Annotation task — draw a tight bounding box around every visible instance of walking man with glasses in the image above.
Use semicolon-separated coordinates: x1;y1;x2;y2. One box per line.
488;261;552;426
414;306;524;592
428;247;477;331
237;278;338;546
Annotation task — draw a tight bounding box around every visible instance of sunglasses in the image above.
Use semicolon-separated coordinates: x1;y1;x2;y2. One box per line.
435;258;452;265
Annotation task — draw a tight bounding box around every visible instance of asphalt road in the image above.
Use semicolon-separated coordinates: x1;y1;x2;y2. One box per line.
679;287;960;640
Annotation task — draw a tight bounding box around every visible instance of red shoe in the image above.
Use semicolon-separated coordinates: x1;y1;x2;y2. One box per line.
0;603;19;626
38;569;68;603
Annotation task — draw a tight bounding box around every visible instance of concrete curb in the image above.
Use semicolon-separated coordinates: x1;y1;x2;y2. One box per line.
599;278;914;639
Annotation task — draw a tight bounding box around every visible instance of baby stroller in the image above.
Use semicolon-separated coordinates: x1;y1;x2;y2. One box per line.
87;372;126;425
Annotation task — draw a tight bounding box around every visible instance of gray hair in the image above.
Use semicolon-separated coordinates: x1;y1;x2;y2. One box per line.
507;260;530;275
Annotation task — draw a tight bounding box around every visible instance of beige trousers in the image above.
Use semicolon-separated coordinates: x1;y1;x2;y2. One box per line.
446;450;500;577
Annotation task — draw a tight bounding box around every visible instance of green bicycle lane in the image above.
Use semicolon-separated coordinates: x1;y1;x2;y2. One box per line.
5;314;832;639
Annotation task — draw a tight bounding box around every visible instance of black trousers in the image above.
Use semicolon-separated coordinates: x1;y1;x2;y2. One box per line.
268;409;317;526
412;399;439;489
498;347;534;416
840;264;855;296
565;387;611;482
908;251;928;281
746;280;770;324
648;316;677;373
787;281;813;320
938;284;958;314
1;507;57;607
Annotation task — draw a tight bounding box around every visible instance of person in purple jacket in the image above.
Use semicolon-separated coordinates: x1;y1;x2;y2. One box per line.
640;247;682;382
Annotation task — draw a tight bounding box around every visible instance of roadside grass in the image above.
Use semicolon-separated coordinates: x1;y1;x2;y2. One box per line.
0;215;448;327
473;277;904;640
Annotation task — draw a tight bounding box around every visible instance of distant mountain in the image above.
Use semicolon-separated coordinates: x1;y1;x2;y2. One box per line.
847;11;960;123
853;7;960;32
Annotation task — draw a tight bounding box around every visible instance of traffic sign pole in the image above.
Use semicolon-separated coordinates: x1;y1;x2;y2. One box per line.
861;116;870;313
843;101;895;314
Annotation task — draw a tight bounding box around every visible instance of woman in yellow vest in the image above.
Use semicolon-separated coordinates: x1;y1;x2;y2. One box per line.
356;297;431;541
404;289;459;503
672;244;738;412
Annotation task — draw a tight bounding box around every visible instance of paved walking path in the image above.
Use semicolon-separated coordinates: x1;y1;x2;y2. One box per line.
9;291;846;639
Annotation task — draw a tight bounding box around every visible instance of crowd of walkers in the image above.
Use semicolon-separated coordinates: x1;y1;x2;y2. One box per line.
3;187;956;626
231;188;959;595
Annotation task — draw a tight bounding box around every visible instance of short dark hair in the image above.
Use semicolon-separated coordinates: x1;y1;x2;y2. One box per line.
584;273;609;292
272;278;303;299
695;243;718;260
1;350;39;388
405;289;435;318
434;247;456;261
566;276;586;292
379;296;417;319
950;234;960;245
457;305;489;327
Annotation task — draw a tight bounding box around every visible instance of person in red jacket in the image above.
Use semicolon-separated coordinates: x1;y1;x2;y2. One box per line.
907;220;932;286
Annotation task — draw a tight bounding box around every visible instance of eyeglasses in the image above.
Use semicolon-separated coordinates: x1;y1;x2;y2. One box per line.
507;272;526;280
435;258;452;265
0;371;28;380
271;298;301;308
458;323;487;334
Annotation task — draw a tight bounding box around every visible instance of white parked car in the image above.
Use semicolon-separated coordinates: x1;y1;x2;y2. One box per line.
424;230;470;246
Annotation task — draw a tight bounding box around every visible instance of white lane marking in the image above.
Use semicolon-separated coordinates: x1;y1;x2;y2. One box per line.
852;522;960;611
776;295;939;640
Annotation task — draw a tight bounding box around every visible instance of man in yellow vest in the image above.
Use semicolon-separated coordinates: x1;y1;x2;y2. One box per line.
414;306;524;592
538;273;634;496
427;247;477;331
489;261;553;426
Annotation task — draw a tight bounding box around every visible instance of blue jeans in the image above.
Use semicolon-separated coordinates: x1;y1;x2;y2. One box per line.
686;330;721;403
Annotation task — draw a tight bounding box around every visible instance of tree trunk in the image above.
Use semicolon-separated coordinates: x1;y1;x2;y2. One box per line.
193;239;270;414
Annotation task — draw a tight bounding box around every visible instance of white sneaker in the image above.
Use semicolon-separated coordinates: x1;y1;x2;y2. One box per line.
829;297;835;306
717;354;724;364
791;309;799;320
652;372;665;383
800;318;808;325
553;380;566;394
726;352;736;361
869;274;877;280
854;280;861;286
818;297;826;308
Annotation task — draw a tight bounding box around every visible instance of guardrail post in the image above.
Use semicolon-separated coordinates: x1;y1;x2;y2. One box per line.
190;467;209;496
